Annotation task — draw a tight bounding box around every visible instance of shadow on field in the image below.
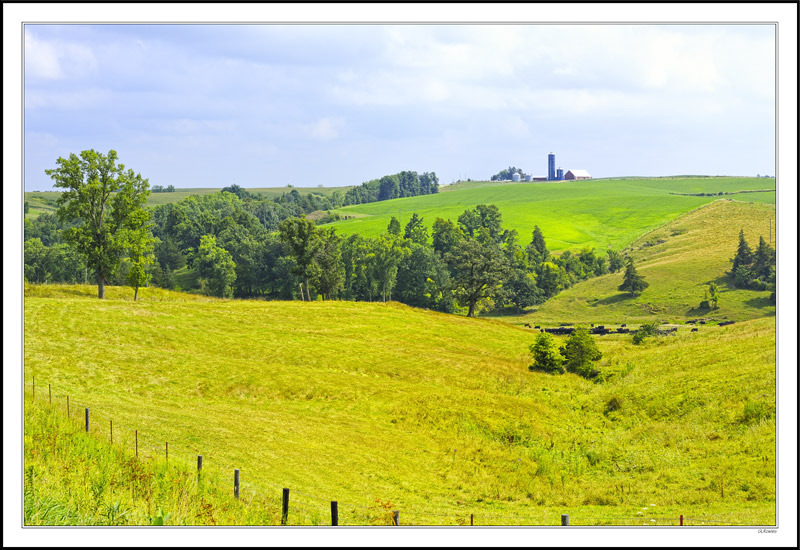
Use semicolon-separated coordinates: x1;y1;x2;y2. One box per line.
593;293;632;306
744;296;776;312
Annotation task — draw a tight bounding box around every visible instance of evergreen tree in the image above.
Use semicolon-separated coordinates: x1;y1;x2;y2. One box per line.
528;333;564;374
559;327;602;379
731;229;753;272
387;216;401;236
527;225;549;264
618;258;648;296
403;213;428;245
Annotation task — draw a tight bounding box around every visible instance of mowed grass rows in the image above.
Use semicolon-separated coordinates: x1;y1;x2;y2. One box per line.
24;287;776;524
328;177;775;251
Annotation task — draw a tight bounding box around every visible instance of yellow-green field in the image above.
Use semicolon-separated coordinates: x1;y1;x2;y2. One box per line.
24;285;776;525
327;177;775;251
509;200;775;325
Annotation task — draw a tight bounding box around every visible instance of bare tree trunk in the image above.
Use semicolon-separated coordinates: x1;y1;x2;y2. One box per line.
98;272;105;299
467;301;476;317
382;281;386;303
304;277;312;301
134;286;139;301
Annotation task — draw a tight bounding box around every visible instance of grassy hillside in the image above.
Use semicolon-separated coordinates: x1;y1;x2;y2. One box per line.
327;177;775;252
24;191;60;219
24;286;775;525
511;200;775;326
23;186;353;217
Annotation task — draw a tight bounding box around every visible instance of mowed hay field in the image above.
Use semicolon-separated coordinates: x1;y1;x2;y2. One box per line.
24;286;776;525
328;177;775;251
515;200;776;326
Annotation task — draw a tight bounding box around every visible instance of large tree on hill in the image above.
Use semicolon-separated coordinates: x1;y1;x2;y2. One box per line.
278;217;320;301
46;149;152;299
445;237;509;317
458;204;503;242
618;258;649;296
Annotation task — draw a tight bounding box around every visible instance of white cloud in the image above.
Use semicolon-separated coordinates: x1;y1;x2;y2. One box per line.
25;32;61;79
25;30;97;80
308;116;345;140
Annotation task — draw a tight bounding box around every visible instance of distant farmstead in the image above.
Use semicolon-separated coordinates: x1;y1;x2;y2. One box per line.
564;169;592;180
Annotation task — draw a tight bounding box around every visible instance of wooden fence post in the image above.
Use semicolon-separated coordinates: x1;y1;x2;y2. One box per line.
680;514;683;526
85;408;89;432
331;501;338;526
392;510;399;526
470;513;473;526
197;455;203;473
234;469;240;499
281;488;290;525
561;514;569;526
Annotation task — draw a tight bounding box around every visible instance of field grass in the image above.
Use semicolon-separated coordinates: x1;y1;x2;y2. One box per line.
505;200;775;326
24;285;776;525
327;177;775;252
24;191;60;219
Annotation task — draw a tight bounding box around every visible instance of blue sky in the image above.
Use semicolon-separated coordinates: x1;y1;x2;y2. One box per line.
24;24;776;191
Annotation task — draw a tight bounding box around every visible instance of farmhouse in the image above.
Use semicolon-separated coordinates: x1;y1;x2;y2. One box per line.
564;169;592;180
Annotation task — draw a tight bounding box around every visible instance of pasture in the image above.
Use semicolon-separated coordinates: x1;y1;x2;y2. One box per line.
327;177;775;251
24;285;775;525
509;200;776;325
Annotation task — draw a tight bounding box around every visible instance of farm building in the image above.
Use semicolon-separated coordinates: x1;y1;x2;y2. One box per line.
564;169;592;180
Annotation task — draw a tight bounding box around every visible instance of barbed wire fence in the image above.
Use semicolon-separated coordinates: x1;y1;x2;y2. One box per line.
25;377;758;527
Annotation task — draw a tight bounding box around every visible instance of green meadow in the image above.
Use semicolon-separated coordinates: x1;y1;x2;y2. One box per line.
328;177;775;251
505;199;776;326
24;285;775;525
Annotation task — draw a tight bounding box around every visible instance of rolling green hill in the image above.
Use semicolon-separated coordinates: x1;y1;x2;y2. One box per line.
509;199;775;325
328;177;775;252
23;185;354;217
24;285;775;525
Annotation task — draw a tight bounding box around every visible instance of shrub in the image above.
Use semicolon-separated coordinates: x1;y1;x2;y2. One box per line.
605;396;623;414
632;322;659;345
528;333;564;374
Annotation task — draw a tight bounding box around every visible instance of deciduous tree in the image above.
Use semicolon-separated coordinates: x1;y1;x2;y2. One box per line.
46;149;152;299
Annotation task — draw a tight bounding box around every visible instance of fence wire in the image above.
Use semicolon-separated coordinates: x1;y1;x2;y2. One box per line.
24;380;762;527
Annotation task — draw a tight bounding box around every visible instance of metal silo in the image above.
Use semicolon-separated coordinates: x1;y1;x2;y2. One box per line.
512;172;521;182
557;168;564;181
548;153;556;181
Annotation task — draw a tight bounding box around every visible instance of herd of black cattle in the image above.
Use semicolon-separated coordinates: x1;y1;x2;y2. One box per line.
523;318;735;335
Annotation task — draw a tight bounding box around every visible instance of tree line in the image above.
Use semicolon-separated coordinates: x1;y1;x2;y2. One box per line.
26;150;626;315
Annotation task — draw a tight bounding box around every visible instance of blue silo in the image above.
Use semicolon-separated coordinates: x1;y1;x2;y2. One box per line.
556;168;564;181
548;153;556;181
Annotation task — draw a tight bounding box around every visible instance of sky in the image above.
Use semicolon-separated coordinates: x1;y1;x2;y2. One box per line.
22;23;776;191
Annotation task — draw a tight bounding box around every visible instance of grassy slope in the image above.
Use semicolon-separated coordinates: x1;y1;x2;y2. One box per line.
24;286;775;525
511;200;775;326
23;186;353;217
327;177;775;252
